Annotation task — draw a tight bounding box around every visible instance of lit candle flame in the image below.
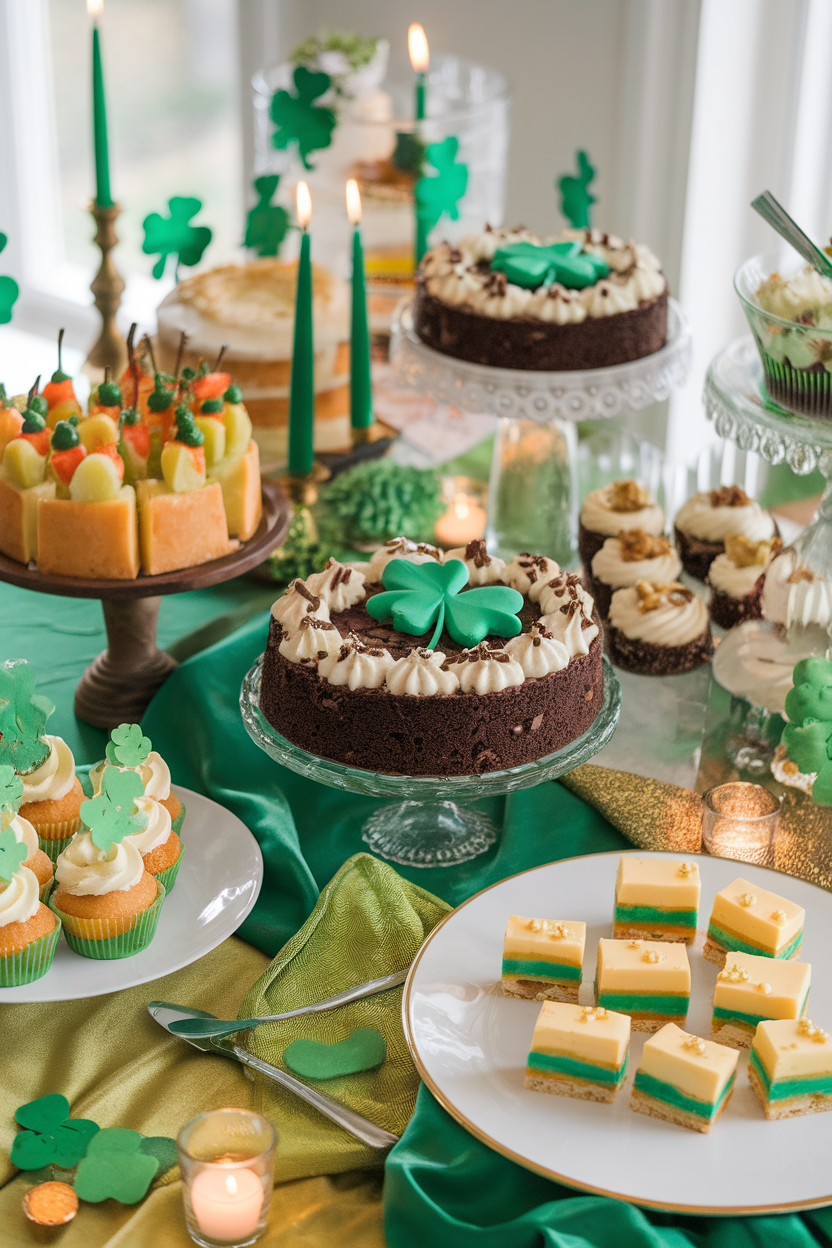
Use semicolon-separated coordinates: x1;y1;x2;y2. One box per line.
225;1174;238;1196
87;0;103;16
346;179;362;225
408;24;429;73
296;181;312;229
453;497;470;521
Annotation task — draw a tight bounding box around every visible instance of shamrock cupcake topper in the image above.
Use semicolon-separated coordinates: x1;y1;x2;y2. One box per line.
0;659;54;774
80;769;147;853
105;723;152;769
0;764;23;829
0;825;27;883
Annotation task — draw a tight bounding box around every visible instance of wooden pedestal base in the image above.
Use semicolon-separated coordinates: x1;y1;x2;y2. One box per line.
74;598;177;730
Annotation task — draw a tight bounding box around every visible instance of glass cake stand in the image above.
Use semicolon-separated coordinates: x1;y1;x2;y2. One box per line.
389;299;691;564
240;656;622;868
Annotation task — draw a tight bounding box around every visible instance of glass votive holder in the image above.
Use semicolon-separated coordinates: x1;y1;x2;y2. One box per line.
177;1109;276;1248
701;782;781;865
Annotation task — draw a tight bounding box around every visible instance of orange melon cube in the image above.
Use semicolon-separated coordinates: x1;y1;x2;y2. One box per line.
0;477;55;563
208;440;262;540
37;486;139;580
136;479;237;575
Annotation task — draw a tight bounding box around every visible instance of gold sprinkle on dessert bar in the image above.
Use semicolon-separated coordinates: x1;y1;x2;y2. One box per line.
757;982;772;995
682;1034;707;1056
579;1006;608;1023
642;950;665;964
718;965;750;982
772;909;787;923
799;1019;829;1042
738;892;757;907
677;862;696;877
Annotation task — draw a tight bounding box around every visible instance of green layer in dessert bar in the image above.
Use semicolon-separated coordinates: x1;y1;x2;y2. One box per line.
502;957;582;982
750;1048;832;1102
713;987;810;1034
614;903;697;929
527;1049;628;1088
595;987;688;1018
706;920;802;960
634;1069;734;1121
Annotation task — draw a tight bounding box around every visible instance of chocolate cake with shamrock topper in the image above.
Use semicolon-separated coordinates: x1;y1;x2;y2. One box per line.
0;826;62;986
259;537;603;776
89;723;185;838
0;766;53;901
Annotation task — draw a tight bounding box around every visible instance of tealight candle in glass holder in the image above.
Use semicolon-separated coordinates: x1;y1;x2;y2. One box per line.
178;1109;276;1248
701;781;781;865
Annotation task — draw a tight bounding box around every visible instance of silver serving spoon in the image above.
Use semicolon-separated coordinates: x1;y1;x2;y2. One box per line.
167;968;408;1039
751;190;832;278
148;1001;399;1151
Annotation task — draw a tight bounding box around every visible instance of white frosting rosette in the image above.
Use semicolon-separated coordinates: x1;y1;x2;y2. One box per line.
320;642;393;690
454;648;526;694
580;483;664;539
385;650;459;696
675;492;775;544
363;538;442;584
0;865;40;927
271;581;331;632
7;814;38;860
609;583;709;646
591;536;682;590
279;617;343;665
20;736;75;804
502;554;560;600
539;605;599;656
442;543;507;587
504;625;569;677
130;797;173;856
305;559;366;611
55;832;144;896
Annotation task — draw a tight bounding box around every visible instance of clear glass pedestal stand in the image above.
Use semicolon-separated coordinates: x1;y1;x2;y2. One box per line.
240;658;621;868
390;300;691;562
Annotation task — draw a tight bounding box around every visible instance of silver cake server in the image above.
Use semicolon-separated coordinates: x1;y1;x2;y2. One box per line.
148;1002;399;1151
751;190;832;278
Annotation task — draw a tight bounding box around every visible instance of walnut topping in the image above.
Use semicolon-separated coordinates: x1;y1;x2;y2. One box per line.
799;1019;828;1042
771;909;787;924
677;862;696;877
709;484;750;508
682;1035;707;1056
634;580;694;612
719;965;750;983
738;892;757;907
642;950;665;964
724;534;780;568
617;529;672;562
607;479;650;513
758;982;772;995
464;539;491;567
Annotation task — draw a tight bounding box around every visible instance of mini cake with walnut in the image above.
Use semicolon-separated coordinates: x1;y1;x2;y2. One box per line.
674;486;777;582
607;580;713;675
589;529;682;618
708;534;780;631
579;479;665;570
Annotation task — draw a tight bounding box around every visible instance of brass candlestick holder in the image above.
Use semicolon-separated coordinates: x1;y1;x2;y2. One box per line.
279;461;331;508
85;201;127;379
351;417;396;447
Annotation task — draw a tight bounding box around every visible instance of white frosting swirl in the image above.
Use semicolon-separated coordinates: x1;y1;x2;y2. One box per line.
271;581;331;631
537;573;595;619
761;549;832;631
708;553;766;600
130;797;172;855
591;537;682;589
0;866;40;927
364;538;442;584
504;626;569;677
580;484;664;539
55;832;144;896
539;606;599;656
20;736;75;803
90;751;172;801
502;553;560;600
305;559;366;611
756;267;832;324
442;543;507;586
385;650;460;696
279;617;343;666
8;813;38;859
609;584;710;646
675;492;775;543
320;643;393;690
455;649;526;694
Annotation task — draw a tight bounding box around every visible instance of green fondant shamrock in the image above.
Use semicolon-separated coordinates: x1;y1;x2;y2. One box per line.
0;764;23;827
284;1028;387;1080
0;659;54;774
0;826;27;882
782;657;832;804
74;1128;160;1204
142;197;213;281
491;239;609;291
0;233;19;325
105;722;152;768
81;768;147;852
270;66;336;171
557;150;597;229
414;137;468;236
244;175;292;256
366;558;523;650
11;1094;99;1169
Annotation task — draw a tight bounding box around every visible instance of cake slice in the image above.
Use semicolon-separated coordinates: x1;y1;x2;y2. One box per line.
631;1023;738;1133
37;487;139;579
596;937;690;1032
613;856;700;944
502;916;585;1003
712;952;811;1049
525;1002;630;1103
704;877;804;968
749;1017;832;1120
136;480;237;575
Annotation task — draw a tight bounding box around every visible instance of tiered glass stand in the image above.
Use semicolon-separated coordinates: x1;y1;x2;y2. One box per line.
390;299;691;563
240;656;621;868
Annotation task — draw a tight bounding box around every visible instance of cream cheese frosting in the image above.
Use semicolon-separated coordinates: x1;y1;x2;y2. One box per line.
580;481;664;539
20;736;75;803
609;582;709;646
675;489;775;544
55;832;144;896
442;541;507;586
502;553;560;600
756;267;832;326
504;624;569;677
539;603;599;656
305;559;366;611
363;538;442;584
0;865;40;927
319;641;393;690
538;571;596;620
278;616;343;665
385;649;459;696
453;647;526;694
130;797;173;855
272;580;331;632
761;549;832;632
591;534;682;590
90;751;172;802
708;553;766;600
8;814;39;860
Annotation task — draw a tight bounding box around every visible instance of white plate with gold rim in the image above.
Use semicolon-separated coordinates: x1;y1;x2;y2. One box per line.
403;850;832;1214
0;787;262;1004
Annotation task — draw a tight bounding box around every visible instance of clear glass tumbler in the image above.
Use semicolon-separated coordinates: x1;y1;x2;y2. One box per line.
701;781;781;865
177;1109;276;1248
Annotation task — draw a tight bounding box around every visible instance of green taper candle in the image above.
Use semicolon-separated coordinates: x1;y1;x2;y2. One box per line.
287;182;314;476
346;180;372;430
408;25;429;268
90;6;113;209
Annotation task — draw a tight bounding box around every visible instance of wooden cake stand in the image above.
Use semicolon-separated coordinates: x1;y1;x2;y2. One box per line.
0;479;291;730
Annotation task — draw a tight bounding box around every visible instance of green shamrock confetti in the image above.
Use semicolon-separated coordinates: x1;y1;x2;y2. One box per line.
74;1128;160;1204
270;66;336;170
138;1135;178;1175
244;175;292;256
0;764;23;828
284;1028;386;1080
0;659;54;774
0;826;27;883
0;233;19;325
414;137;468;236
80;768;147;853
491;239;610;291
557;150;597;229
142;197;213;281
366;558;523;650
11;1094;99;1170
105;722;152;769
783;657;832;804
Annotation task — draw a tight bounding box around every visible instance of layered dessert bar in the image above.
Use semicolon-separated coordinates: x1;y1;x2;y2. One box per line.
749;1017;832;1120
704;877;804;968
525;1002;630;1103
613;856;700;944
712;953;811;1049
502;916;586;1003
631;1023;739;1134
595;937;690;1032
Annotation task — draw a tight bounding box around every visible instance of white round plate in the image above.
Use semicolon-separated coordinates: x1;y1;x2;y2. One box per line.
1;787;263;1004
403;850;832;1214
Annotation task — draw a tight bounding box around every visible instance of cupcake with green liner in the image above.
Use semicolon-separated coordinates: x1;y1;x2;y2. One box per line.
89;723;185;838
0;766;53;901
0;827;61;987
50;769;165;960
131;795;183;894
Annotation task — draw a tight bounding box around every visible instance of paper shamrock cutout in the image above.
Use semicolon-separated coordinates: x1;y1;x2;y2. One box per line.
284;1028;387;1080
0;764;23;827
0;232;19;325
783;657;832;804
557;150;597;229
244;175;292;256
270;66;336;171
0;658;54;774
491;239;609;291
142;197;213;280
80;768;147;852
11;1095;100;1170
105;722;152;768
74;1128;159;1204
366;558;523;650
414;137;468;236
0;826;27;882
138;1135;178;1175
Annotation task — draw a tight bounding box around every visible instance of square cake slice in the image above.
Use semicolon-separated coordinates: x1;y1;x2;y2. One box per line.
595;937;690;1032
631;1023;739;1133
613;855;700;944
750;1017;832;1120
704;877;804;968
502;917;586;1003
525;1002;631;1103
712;952;811;1049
